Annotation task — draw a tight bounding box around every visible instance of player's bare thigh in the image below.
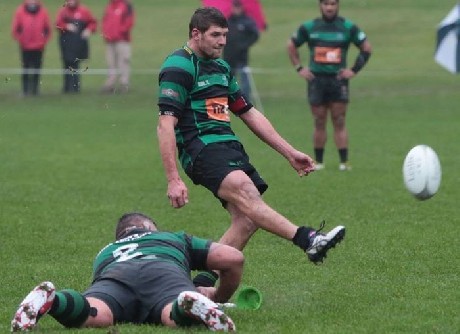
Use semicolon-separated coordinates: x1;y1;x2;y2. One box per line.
217;170;261;205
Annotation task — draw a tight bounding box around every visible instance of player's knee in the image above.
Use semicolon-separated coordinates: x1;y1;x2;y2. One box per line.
83;298;114;328
314;116;327;129
332;115;346;128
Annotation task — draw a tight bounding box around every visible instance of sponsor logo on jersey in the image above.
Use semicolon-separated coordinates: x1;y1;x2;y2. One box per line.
229;160;243;167
358;31;366;41
314;47;342;64
161;88;179;98
206;97;230;122
197;79;210;87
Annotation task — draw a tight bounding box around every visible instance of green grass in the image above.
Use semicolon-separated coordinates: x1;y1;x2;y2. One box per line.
1;0;459;333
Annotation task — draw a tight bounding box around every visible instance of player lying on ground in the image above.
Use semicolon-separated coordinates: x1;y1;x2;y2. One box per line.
11;212;243;332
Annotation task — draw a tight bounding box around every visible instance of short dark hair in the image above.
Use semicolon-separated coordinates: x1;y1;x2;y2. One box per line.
115;212;156;240
189;7;228;38
319;0;339;3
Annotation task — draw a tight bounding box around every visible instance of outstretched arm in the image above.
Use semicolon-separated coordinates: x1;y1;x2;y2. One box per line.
240;108;316;176
202;243;244;303
157;115;189;208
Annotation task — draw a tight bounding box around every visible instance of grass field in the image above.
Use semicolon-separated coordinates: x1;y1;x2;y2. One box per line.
1;0;459;333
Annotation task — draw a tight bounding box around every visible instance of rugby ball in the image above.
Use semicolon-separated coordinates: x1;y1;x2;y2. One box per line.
402;145;441;200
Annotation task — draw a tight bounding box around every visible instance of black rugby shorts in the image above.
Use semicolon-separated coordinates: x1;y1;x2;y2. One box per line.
186;141;268;205
308;75;349;105
83;261;196;325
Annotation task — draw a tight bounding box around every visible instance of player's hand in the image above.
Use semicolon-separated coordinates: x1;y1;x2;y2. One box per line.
290;150;316;176
196;287;217;301
167;179;189;208
337;68;355;80
298;67;315;81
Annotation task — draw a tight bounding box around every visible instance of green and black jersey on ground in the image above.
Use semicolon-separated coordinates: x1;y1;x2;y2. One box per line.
291;16;368;74
91;230;212;282
158;45;253;171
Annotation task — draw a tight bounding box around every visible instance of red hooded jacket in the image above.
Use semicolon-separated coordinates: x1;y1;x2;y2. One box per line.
12;1;51;51
55;3;97;34
102;0;135;42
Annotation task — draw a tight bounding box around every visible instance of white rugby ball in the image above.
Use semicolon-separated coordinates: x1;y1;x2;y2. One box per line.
402;145;442;200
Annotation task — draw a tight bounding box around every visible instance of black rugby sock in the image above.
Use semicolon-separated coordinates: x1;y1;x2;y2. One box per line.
338;148;348;163
314;148;324;163
292;226;316;251
192;271;219;287
49;289;91;328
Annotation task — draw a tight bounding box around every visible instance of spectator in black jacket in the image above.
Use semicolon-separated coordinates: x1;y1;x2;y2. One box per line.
55;0;97;94
223;0;259;99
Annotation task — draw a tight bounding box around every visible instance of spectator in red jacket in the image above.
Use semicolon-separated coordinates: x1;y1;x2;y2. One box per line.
56;0;97;94
12;0;51;96
101;0;135;94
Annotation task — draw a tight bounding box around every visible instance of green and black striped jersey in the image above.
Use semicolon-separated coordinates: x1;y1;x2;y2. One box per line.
291;16;367;74
92;230;211;282
158;45;253;170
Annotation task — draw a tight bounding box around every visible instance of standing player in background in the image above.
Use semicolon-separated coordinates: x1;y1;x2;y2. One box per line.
223;0;260;99
101;0;135;94
157;7;346;289
56;0;97;94
11;0;51;97
287;0;372;171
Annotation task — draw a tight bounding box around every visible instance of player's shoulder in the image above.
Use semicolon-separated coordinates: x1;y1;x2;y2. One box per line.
170;230;191;243
160;47;196;75
167;47;193;60
172;230;206;242
301;18;319;30
164;230;186;238
337;16;358;29
215;58;231;71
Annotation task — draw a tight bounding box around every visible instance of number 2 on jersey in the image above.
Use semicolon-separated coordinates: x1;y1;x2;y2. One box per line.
113;243;142;262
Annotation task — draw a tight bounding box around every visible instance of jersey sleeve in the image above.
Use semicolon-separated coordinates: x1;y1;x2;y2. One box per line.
228;92;253;116
185;234;212;271
158;52;195;119
224;60;253;115
348;21;367;47
291;22;310;48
